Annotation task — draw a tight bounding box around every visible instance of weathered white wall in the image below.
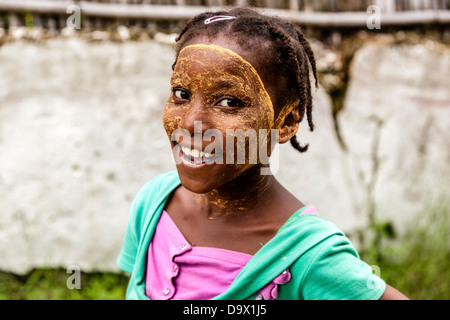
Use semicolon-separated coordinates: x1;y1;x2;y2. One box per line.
0;37;449;274
339;42;450;228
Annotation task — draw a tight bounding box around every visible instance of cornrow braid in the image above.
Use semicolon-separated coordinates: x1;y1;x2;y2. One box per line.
296;29;318;88
173;7;318;153
262;21;311;152
290;135;309;153
296;29;317;135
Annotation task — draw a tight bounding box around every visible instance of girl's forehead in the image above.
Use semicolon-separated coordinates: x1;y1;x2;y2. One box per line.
176;44;261;80
181;35;262;70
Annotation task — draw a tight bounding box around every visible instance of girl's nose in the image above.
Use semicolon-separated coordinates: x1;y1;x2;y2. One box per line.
179;99;210;135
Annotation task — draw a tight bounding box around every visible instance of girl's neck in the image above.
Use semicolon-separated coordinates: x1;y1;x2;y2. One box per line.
193;166;277;219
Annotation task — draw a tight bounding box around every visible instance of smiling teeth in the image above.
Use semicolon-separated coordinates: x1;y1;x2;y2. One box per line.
192;149;200;157
181;146;213;158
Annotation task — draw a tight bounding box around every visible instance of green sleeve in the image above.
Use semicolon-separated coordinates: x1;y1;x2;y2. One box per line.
299;234;386;300
116;190;143;273
116;171;180;276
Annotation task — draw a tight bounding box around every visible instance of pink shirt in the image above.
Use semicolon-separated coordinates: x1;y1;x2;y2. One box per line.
144;208;318;300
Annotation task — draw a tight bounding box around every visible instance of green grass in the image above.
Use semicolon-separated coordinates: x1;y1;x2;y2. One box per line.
360;203;450;300
0;268;129;300
1;204;448;300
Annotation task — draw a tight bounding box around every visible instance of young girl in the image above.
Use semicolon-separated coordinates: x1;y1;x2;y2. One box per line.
117;7;407;300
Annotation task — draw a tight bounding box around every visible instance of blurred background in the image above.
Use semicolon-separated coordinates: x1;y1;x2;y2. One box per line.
0;0;449;299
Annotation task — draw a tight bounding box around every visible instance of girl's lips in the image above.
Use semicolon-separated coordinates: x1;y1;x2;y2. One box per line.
178;147;222;167
180;148;206;166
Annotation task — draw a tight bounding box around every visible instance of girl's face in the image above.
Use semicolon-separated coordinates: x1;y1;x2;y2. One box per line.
163;37;276;193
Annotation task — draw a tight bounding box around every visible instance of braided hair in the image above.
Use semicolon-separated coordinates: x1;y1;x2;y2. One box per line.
173;7;318;153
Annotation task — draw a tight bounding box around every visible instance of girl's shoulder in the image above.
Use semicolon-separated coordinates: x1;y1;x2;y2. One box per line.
137;171;180;197
132;171;180;208
128;171;181;228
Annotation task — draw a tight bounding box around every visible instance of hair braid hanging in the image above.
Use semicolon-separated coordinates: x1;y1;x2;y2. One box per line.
264;21;312;152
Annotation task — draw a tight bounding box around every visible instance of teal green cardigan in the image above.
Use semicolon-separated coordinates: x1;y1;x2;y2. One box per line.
117;171;385;300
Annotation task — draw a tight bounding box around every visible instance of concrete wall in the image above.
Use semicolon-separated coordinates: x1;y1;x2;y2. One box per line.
0;36;449;274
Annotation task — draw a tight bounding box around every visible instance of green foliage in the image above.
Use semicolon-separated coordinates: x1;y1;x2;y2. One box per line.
0;268;129;300
1;13;9;29
361;203;450;300
24;11;33;30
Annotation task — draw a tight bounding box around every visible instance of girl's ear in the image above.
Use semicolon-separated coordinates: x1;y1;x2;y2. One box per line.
276;103;301;144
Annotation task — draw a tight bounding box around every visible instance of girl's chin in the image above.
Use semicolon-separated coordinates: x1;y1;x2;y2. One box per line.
177;174;218;194
176;165;262;196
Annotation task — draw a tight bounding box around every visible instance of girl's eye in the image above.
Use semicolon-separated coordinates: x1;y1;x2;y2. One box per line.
173;89;190;100
217;98;241;108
